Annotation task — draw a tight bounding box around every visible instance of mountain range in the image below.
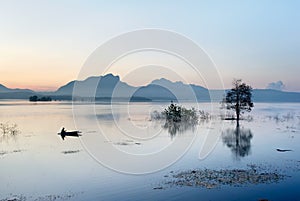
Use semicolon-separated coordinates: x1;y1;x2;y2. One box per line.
1;74;300;102
0;84;36;99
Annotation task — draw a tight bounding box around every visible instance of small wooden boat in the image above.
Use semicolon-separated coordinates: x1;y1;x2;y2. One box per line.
276;148;292;152
58;128;81;140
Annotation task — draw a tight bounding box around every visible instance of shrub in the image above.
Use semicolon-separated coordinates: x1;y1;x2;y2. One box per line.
152;102;199;124
0;122;20;136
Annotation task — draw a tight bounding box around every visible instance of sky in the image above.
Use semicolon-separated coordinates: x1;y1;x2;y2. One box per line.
0;0;299;91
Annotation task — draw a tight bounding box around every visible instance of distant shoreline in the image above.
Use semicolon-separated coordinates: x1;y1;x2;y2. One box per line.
1;98;300;104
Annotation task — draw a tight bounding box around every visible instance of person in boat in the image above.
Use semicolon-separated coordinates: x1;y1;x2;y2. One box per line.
61;127;66;140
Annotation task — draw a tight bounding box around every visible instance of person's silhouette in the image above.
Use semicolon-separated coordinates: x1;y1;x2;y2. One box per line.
61;127;66;140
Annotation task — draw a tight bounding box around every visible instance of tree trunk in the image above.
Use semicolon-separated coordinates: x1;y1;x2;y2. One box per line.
236;109;240;127
236;88;240;127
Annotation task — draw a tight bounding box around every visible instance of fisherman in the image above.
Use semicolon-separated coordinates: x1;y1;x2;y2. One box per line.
60;127;66;140
58;127;81;140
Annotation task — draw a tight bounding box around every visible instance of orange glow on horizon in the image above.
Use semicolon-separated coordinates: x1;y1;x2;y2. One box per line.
2;82;60;92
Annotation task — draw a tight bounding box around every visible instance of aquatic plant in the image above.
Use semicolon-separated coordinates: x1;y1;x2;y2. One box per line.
150;110;165;120
151;103;199;123
165;166;285;189
0;122;20;136
151;102;200;136
163;102;182;122
199;110;211;120
162;102;199;123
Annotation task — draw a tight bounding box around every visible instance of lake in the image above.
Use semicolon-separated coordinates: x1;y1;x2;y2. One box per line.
0;100;299;201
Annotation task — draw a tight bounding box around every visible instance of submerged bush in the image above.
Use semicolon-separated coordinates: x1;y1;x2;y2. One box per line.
162;102;199;123
180;107;199;124
0;122;20;136
199;110;211;120
151;102;200;136
150;110;166;120
151;102;201;124
163;102;182;122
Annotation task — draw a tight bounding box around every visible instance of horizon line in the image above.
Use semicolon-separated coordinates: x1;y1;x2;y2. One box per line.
1;73;299;93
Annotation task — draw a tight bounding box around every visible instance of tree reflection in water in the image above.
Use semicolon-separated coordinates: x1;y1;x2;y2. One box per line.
163;120;197;137
222;126;253;159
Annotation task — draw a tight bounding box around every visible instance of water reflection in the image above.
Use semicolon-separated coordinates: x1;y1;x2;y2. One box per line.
96;113;119;121
86;112;120;123
163;120;197;137
222;126;253;159
0;134;18;144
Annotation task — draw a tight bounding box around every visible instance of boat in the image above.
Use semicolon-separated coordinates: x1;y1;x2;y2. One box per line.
58;128;82;140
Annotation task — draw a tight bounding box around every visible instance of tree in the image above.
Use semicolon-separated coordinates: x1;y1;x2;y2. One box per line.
29;95;38;102
29;95;52;102
159;102;198;137
163;101;198;124
223;79;254;126
164;101;182;122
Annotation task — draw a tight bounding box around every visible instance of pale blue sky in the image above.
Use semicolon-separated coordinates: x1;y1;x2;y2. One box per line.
0;0;299;91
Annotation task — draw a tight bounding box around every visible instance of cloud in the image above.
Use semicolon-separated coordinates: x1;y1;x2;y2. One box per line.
266;81;285;91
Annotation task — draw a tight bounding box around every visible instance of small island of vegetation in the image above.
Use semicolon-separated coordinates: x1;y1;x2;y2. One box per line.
29;95;52;102
151;101;202;136
152;101;199;124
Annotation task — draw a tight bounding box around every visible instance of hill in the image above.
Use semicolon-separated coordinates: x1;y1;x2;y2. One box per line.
1;74;300;102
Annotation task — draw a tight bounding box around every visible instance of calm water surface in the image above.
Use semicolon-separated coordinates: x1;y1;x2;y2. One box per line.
0;100;299;201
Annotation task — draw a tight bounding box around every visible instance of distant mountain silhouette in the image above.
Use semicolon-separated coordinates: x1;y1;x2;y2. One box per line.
133;78;209;101
0;84;33;93
0;91;36;99
0;84;10;92
1;74;300;102
53;74;300;102
0;84;35;99
55;75;210;101
252;89;300;102
56;74;136;98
